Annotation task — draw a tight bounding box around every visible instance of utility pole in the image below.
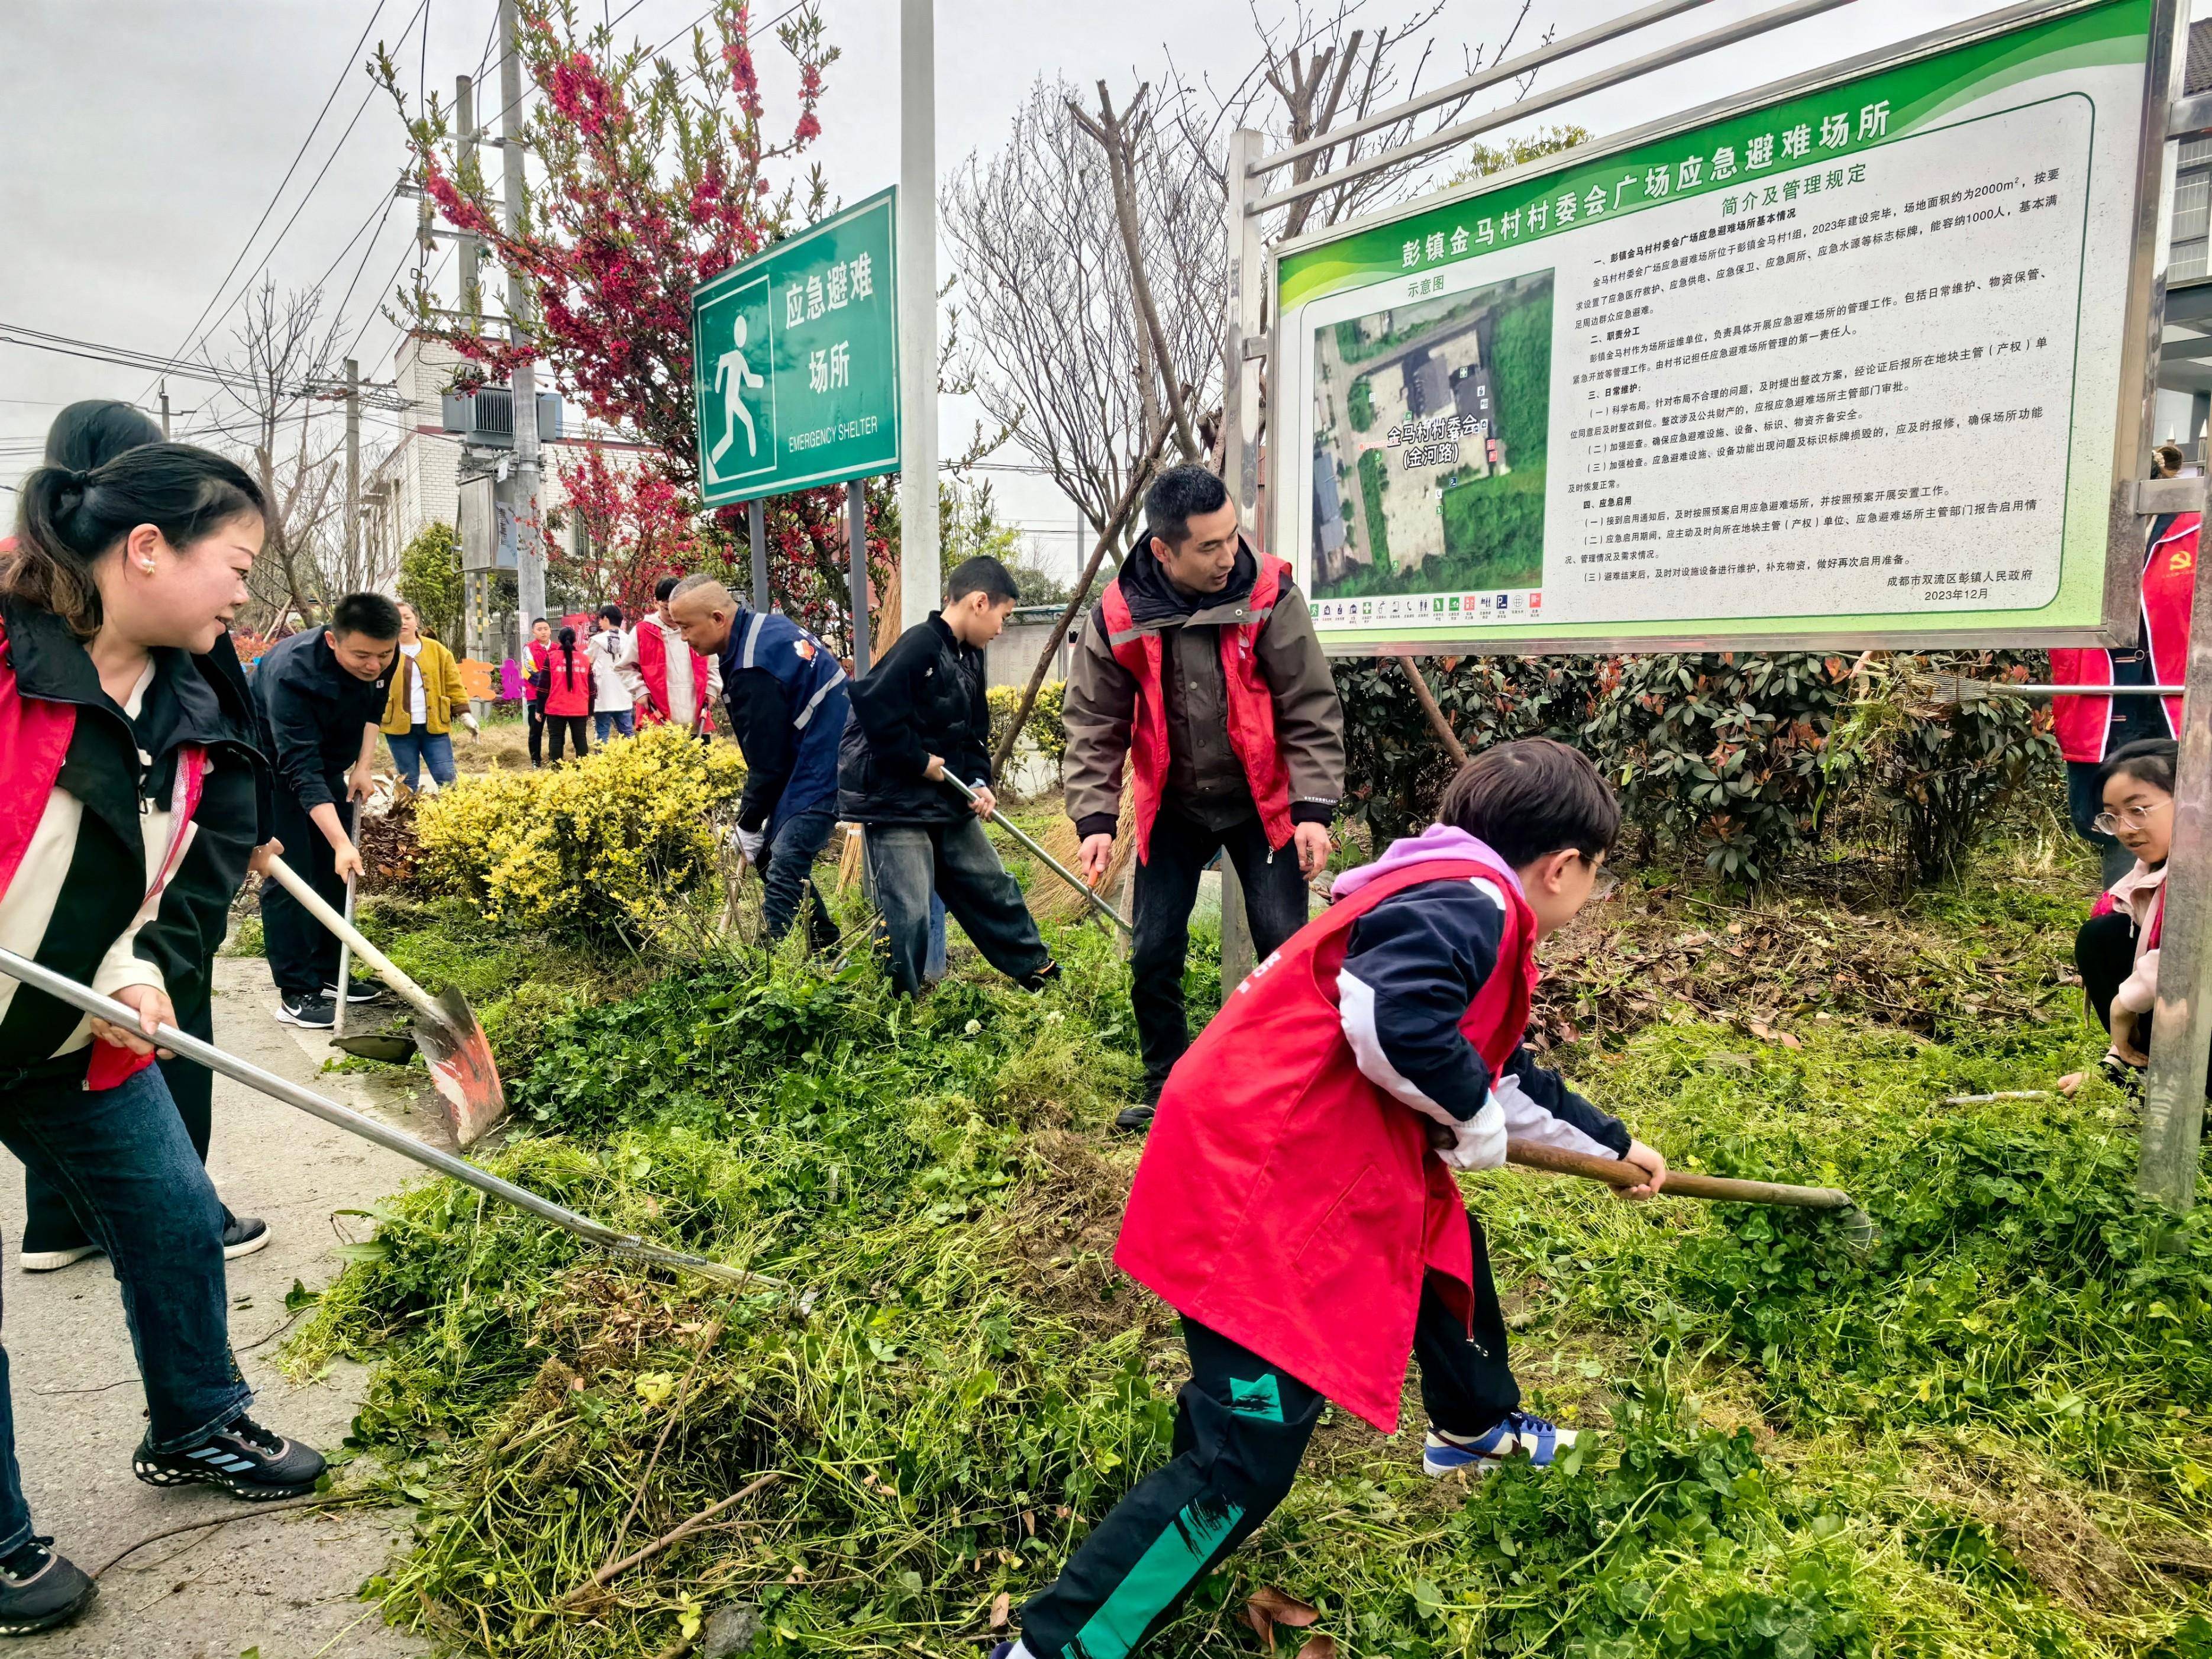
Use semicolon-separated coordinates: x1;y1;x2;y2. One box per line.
456;74;482;331
499;0;545;651
159;381;171;440
456;70;485;663
896;0;938;640
344;357;361;590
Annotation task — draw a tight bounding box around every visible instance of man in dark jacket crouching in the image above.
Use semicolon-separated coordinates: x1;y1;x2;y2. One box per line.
838;557;1058;996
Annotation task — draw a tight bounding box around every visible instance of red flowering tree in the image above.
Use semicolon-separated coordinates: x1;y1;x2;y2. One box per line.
550;444;703;614
377;0;889;641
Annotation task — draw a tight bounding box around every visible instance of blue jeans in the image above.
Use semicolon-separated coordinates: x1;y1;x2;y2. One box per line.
595;709;637;743
758;805;839;948
864;816;1053;996
386;725;456;791
0;1063;247;1551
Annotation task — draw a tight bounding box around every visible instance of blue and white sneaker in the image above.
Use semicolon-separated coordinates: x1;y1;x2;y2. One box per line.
1422;1411;1576;1477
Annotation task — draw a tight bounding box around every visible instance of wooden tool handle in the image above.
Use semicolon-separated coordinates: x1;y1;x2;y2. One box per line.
263;856;443;1024
1505;1138;1856;1211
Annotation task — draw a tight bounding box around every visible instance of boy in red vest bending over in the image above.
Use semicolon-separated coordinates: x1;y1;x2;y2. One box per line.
992;740;1667;1659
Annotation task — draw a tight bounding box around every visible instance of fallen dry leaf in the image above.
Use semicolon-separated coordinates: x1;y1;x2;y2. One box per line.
989;1592;1010;1630
1245;1586;1321;1648
1777;1031;1802;1050
1296;1638;1339;1659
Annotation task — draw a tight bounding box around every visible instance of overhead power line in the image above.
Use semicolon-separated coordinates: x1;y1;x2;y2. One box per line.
152;0;394;392
0;322;407;412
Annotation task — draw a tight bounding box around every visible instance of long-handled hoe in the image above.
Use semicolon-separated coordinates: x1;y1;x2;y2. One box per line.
0;945;771;1289
1500;1135;1879;1251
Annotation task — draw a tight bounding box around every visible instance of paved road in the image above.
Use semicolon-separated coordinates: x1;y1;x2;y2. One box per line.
0;955;434;1657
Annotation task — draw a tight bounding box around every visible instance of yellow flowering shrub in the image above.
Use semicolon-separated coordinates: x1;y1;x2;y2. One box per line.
414;725;747;930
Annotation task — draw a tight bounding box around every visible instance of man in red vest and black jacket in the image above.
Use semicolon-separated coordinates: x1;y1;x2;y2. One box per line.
1064;464;1345;1131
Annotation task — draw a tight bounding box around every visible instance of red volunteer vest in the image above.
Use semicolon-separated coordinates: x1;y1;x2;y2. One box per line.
0;618;205;1090
1100;556;1297;860
634;620;711;731
2051;514;2195;763
1115;856;1537;1432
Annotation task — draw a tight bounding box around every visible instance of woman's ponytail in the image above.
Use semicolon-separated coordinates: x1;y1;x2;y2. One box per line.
5;468;102;632
558;624;580;687
3;444;263;639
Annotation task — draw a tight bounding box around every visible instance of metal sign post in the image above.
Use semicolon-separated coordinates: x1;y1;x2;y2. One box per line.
849;477;872;675
2139;2;2211;1212
748;497;770;612
2140;464;2212;1209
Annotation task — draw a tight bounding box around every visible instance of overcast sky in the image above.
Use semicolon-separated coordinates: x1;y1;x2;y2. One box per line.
0;0;2135;570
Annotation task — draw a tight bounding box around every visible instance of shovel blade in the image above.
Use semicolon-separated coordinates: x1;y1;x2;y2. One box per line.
412;987;508;1148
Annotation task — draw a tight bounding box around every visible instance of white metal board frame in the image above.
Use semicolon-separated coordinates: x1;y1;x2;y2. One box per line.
1267;0;2178;655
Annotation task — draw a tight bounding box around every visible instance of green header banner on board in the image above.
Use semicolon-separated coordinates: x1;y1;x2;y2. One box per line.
1274;0;2157;651
692;187;901;503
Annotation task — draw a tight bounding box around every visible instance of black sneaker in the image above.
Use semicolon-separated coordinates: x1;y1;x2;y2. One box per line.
221;1216;270;1261
322;976;382;1005
0;1537;92;1636
1113;1103;1157;1133
276;992;335;1029
1019;961;1063;993
133;1416;326;1501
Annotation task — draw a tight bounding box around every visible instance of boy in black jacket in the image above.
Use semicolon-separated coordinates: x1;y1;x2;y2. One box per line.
838;557;1058;995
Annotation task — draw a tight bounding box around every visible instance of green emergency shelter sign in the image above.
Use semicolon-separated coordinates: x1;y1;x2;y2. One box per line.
692;186;901;502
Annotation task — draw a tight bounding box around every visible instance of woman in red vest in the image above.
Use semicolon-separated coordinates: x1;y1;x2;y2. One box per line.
992;741;1666;1659
541;625;593;761
0;444;330;1629
2051;480;2194;886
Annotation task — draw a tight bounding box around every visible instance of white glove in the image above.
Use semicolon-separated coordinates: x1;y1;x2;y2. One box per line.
460;712;480;735
736;826;767;863
1433;1095;1507;1171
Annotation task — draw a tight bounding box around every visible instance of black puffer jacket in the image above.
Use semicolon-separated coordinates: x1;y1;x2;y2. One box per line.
837;613;993;825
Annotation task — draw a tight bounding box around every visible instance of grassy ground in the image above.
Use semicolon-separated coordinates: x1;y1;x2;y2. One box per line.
286;826;2212;1658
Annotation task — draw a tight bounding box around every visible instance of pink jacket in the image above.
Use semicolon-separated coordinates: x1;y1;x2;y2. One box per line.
2103;860;2168;1017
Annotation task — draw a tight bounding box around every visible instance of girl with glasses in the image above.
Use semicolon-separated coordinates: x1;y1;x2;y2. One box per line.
2073;739;2187;1081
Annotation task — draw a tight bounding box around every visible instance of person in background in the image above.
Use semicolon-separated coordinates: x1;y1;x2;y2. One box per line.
2072;739;2192;1084
665;576;845;950
541;624;593;762
257;592;400;1029
989;743;1663;1659
1063;464;1346;1131
837;556;1060;995
524;617;553;767
2051;453;2195;885
587;603;635;742
15;403;272;1276
618;574;721;734
1;443;332;1633
380;600;476;795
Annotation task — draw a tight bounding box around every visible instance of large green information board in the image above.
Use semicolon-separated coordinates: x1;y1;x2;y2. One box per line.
692;187;900;502
1274;0;2162;652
